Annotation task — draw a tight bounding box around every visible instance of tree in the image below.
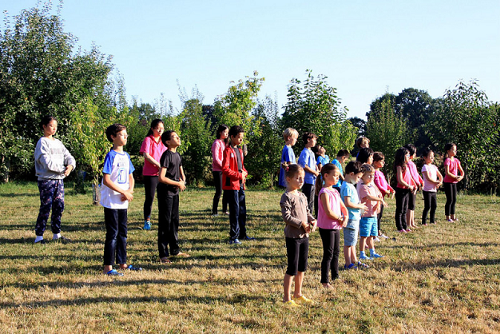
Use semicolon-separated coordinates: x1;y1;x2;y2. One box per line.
282;70;357;157
366;93;409;177
0;2;113;180
428;80;499;191
348;117;367;137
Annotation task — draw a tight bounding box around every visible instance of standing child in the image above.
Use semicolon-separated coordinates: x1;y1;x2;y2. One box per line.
394;147;416;233
140;119;167;230
404;144;423;229
280;163;317;306
298;132;319;215
372;152;394;240
315;164;349;288
357;147;374;165
34;116;76;244
101;123;141;276
341;161;368;269
331;150;349;193
157;130;189;263
278;128;299;188
357;164;386;260
443;143;464;222
223;125;254;244
212;124;229;215
313;144;330;216
421;148;443;225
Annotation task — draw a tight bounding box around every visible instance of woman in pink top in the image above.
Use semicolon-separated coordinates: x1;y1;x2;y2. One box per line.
315;164;348;288
443;143;464;222
372;152;394;239
404;144;423;230
394;147;416;233
211;124;229;215
139;119;167;230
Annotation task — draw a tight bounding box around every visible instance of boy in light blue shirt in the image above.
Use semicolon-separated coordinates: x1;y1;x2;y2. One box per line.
297;132;319;214
340;161;367;269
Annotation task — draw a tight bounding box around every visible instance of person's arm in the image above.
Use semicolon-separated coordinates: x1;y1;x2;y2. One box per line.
280;196;304;230
343;196;366;210
436;169;444;185
159;167;185;190
36;140;66;174
397;166;414;190
222;148;242;181
212;140;224;169
143;152;161;168
444;159;458;180
103;174;133;201
373;172;387;195
457;161;465;181
422;170;439;186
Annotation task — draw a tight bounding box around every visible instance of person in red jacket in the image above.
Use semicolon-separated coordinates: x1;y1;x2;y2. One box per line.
223;125;255;244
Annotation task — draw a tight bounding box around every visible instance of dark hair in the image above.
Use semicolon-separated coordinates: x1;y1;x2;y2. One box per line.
106;123;127;142
393;147;409;173
444;143;456;159
311;145;320;155
345;161;362;175
302;132;317;146
422;147;433;159
229;125;244;138
360;163;374;174
357;147;374;164
404;144;416;156
337;149;350;158
161;130;176;146
40;115;57;129
146;119;164;137
281;162;303;180
315;163;339;194
216;124;229;139
373;152;385;162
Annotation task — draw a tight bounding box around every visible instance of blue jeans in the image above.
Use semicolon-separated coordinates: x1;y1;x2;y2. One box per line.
225;184;247;240
35;179;65;236
103;208;128;265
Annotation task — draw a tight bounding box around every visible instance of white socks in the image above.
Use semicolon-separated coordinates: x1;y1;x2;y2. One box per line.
34;236;44;243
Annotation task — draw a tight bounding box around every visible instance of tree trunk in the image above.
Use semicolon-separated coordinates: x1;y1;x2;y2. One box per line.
92;178;100;205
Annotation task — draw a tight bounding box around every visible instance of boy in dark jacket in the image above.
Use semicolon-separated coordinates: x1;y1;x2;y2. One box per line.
222;125;254;244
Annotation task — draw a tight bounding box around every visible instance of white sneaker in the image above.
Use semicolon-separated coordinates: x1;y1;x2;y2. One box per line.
379;234;389;239
374;237;381;242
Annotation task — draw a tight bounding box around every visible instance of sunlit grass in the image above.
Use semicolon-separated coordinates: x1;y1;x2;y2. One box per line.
0;182;499;333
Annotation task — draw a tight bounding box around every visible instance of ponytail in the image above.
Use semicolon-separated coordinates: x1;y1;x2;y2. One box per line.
315;163;339;195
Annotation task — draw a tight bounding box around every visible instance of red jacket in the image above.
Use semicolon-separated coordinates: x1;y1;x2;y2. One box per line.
222;146;247;190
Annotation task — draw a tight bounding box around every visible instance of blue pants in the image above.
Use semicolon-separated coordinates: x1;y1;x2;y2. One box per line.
225;185;247;240
103;208;128;265
35;179;65;236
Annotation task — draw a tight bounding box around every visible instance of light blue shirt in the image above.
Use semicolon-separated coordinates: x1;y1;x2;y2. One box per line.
298;148;317;185
332;158;343;188
340;181;361;226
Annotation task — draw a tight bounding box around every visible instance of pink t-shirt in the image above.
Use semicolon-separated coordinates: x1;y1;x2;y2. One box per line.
422;164;438;192
407;160;424;187
211;139;226;172
357;182;381;217
444;158;461;183
317;187;343;230
373;170;394;197
139;135;167;176
396;167;414;189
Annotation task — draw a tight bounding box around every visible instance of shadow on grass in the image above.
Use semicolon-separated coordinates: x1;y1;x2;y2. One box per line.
382;241;500;250
0;192;39;198
386;257;500;272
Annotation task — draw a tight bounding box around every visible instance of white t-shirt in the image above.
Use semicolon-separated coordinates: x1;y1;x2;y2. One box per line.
100;150;135;209
422;164;438;192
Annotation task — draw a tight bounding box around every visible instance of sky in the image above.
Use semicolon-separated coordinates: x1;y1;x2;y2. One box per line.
2;0;499;119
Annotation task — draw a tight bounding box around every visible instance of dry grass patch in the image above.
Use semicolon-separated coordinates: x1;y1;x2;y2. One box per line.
0;183;499;333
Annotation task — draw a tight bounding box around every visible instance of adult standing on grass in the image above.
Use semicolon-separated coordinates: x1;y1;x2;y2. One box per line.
443;143;464;222
211;124;229;216
139;119;167;230
34;115;76;244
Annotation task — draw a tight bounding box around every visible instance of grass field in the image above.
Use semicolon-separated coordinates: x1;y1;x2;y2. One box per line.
0;182;499;333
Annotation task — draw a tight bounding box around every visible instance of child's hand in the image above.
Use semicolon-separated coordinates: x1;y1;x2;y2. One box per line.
178;180;186;191
342;215;348;227
302;221;311;233
310;220;317;232
382;200;388;208
360;204;368;211
63;165;73;177
121;190;133;202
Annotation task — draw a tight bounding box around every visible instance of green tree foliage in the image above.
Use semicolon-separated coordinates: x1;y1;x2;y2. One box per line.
282;70;357;157
427;80;500;191
366;93;409;177
0;2;113;180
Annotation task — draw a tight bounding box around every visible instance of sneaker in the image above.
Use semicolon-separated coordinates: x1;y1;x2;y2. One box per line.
379;234;389;239
398;230;407;233
106;269;124;276
224;211;230;215
143;220;151;230
370;253;384;259
292;295;314;305
241;236;255;241
359;253;370;260
422;223;428;226
405;229;412;232
374;237;381;242
171;252;190;258
229;239;241;245
283;300;300;307
345;263;358;270
357;261;370;269
125;264;142;271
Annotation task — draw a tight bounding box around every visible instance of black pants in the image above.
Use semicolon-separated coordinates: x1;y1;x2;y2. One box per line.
285;237;309;276
377;204;384;234
143;175;160;220
212;171;227;214
395;188;409;231
319;228;340;283
422;191;437;224
157;193;180;258
225;184;247;241
103;208;127;265
302;183;315;216
444;182;457;216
